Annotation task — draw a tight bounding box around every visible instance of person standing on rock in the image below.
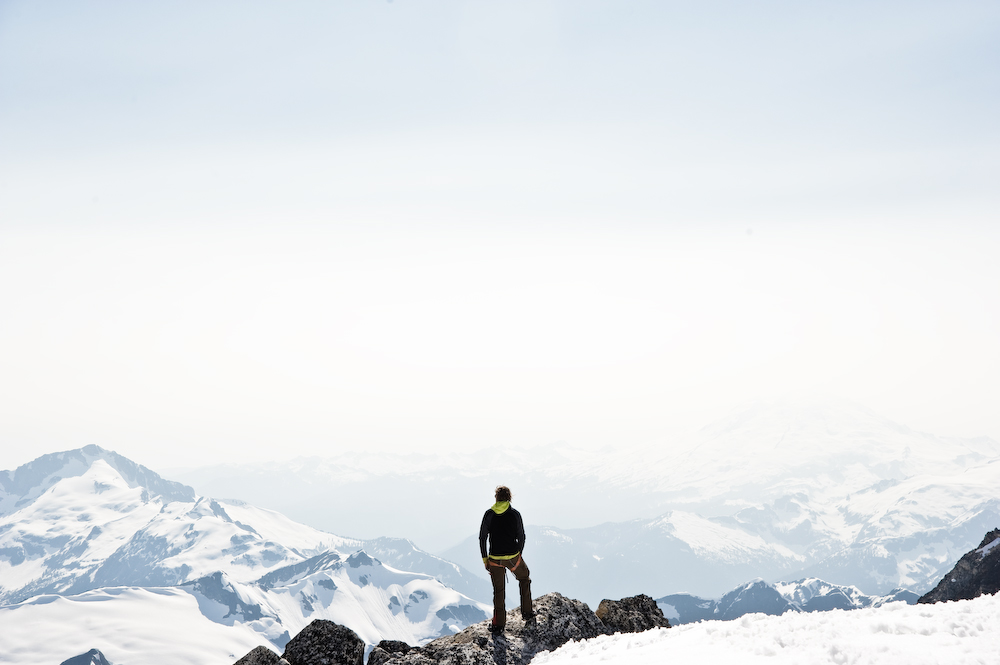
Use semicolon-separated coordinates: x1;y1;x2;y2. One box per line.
480;485;534;633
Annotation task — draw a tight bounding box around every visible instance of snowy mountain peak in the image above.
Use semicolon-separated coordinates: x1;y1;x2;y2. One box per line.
58;648;112;665
0;445;194;515
0;447;357;604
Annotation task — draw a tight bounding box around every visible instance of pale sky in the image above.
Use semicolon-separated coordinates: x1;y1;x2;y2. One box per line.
1;1;998;471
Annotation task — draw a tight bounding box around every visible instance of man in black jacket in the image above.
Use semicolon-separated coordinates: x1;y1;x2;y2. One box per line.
479;485;534;633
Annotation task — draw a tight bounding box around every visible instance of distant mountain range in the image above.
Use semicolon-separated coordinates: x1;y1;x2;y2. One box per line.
180;400;1000;601
657;577;918;625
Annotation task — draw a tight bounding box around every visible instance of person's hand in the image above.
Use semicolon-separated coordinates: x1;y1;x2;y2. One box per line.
483;558;490;571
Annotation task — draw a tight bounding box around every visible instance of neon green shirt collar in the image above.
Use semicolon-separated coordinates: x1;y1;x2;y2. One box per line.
491;501;510;514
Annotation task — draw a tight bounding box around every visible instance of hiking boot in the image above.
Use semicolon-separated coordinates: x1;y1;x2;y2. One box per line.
489;618;505;634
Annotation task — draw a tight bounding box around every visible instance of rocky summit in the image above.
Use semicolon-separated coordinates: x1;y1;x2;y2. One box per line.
234;592;671;665
368;640;413;665
282;619;366;665
234;645;291;665
919;528;1000;604
595;594;671;633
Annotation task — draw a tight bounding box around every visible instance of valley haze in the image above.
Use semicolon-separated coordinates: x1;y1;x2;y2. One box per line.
171;399;1000;601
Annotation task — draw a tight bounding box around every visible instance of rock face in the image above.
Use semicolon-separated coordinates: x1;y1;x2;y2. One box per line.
919;528;1000;604
595;594;671;632
59;649;113;665
374;592;633;665
234;646;291;665
367;640;413;665
281;619;365;665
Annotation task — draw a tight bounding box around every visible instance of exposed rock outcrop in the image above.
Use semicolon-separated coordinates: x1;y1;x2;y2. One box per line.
375;592;630;665
234;646;290;665
281;619;365;665
367;640;413;665
237;592;671;665
595;594;671;632
919;528;1000;604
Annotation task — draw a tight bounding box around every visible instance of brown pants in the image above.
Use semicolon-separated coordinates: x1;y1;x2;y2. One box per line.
488;555;532;628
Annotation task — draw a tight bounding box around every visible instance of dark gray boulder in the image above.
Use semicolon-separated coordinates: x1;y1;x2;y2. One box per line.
281;619;365;665
919;528;1000;604
367;640;413;665
59;649;112;665
375;592;614;665
234;646;291;665
595;594;671;632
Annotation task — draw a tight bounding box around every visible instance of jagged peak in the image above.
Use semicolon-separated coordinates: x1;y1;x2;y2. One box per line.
346;550;380;568
975;528;1000;553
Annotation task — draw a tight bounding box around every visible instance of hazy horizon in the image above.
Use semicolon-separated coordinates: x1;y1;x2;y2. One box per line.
2;1;999;472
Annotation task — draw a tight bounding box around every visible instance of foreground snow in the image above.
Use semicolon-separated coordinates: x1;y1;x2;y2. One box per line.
0;587;264;665
533;593;1000;665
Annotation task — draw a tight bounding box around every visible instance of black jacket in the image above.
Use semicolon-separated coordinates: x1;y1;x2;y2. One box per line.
479;505;525;559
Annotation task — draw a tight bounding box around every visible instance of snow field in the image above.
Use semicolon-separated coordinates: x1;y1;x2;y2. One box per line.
532;593;1000;665
0;587;265;665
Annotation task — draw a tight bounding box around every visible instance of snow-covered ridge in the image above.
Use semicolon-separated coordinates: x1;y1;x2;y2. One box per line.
181;548;488;651
534;591;1000;665
977;536;1000;559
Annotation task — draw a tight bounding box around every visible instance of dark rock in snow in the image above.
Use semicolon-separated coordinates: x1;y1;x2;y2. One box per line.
595;594;671;632
281;619;365;665
367;640;413;665
59;649;113;665
919;528;1000;604
234;645;290;665
374;592;620;665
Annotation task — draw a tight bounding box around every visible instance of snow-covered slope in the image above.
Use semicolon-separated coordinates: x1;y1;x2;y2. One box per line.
0;446;489;658
183;550;487;651
534;592;1000;665
0;586;271;665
